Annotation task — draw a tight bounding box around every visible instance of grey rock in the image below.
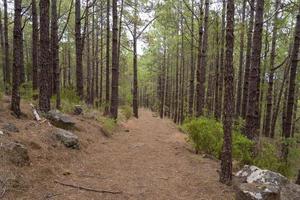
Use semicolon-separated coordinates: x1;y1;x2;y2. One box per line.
2;123;19;133
234;165;291;200
280;183;300;200
46;110;75;130
53;128;79;149
1;142;30;167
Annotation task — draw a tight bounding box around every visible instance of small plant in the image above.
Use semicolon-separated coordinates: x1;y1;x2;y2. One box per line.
99;117;117;137
120;105;133;120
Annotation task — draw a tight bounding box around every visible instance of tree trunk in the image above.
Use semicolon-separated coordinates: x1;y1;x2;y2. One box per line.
196;0;209;117
235;0;246;117
110;0;119;119
282;5;300;160
11;0;22;117
75;0;84;99
51;0;60;109
241;0;255;118
104;0;110;115
188;0;195;116
214;15;220;119
32;0;39;90
132;0;138;118
39;0;51;112
220;0;234;185
3;0;10;94
263;0;280;137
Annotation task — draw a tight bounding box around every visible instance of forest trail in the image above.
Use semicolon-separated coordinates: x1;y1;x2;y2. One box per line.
49;109;234;200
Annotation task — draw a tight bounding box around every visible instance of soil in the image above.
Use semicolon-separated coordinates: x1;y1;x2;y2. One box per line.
0;98;234;200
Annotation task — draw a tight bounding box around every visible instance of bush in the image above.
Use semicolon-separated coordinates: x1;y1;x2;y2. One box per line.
120;105;133;120
181;117;223;157
98;117;117;137
59;88;85;113
181;117;254;163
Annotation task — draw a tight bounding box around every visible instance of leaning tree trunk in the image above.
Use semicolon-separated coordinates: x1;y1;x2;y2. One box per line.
39;0;51;112
32;0;39;90
110;0;119;119
220;0;234;185
245;0;265;142
282;5;300;161
11;0;22;117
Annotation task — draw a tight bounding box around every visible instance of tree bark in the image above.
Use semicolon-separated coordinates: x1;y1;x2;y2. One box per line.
75;0;84;99
3;0;10;94
188;0;195;116
282;5;300;160
11;0;22;117
104;0;110;115
245;0;265;142
132;0;139;118
39;0;51;112
220;0;234;185
241;0;255;118
32;0;39;90
110;0;119;119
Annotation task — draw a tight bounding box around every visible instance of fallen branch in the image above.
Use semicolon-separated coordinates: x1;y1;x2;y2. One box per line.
54;180;122;194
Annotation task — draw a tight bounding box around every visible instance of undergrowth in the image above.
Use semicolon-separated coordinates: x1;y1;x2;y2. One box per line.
181;117;300;177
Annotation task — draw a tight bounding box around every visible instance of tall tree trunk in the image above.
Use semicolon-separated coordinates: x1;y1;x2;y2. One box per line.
196;0;209;117
110;0;119;119
100;1;104;105
159;38;166;119
86;0;91;104
282;6;300;160
104;0;110;115
11;0;22;117
245;0;265;142
132;0;139;118
188;0;195;116
51;0;60;108
75;0;84;99
235;0;246;117
263;0;280;137
32;0;39;90
0;10;5;89
39;0;51;112
3;0;10;94
196;0;204;117
173;23;180;123
214;15;220;119
241;0;255;118
220;0;234;185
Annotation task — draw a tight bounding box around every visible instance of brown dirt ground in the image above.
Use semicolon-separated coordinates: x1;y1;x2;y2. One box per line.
0;98;234;200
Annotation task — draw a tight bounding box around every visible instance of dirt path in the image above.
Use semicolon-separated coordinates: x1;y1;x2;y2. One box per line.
51;109;234;200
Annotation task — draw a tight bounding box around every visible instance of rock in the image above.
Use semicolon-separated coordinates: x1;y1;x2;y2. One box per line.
2;123;19;133
53;128;79;149
234;165;291;200
281;183;300;200
73;105;83;115
1;142;30;167
46;110;75;130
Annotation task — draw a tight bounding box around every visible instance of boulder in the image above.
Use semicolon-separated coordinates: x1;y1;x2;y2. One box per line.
234;165;299;200
1;142;30;167
46;110;75;130
2;123;19;133
73;105;83;115
53;128;79;149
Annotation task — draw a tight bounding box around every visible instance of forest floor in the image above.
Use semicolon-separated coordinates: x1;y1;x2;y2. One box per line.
0;98;234;200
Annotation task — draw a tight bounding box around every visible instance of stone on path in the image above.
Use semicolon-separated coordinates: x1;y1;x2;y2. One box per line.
53;128;79;149
46;110;75;130
0;142;30;167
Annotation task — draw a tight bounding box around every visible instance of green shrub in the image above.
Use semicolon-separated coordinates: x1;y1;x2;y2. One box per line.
20;82;38;101
59;88;85;113
181;117;223;157
120;105;133;120
181;117;254;163
232;131;254;164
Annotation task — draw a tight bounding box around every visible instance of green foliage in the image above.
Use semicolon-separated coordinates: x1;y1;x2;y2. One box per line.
59;88;85;113
120;105;133;120
181;117;224;158
98;117;117;137
181;117;255;165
